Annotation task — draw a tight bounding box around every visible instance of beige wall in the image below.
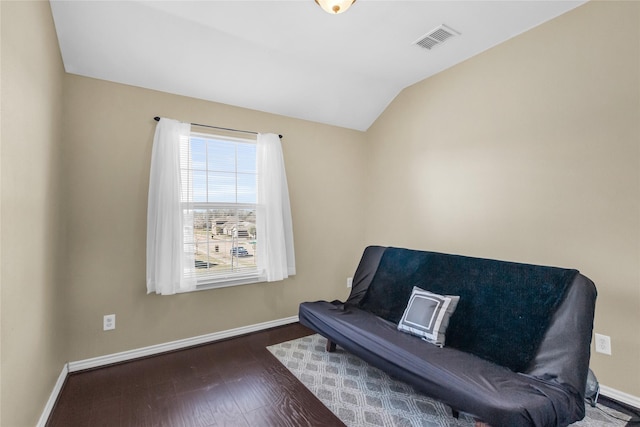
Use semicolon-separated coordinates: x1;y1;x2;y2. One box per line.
61;75;367;361
2;1;640;425
365;0;640;396
1;2;67;426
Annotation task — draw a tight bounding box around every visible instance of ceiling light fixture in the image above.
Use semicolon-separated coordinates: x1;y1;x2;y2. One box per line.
315;0;356;15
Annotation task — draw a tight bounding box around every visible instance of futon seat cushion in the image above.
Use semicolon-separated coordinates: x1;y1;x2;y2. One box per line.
299;301;583;427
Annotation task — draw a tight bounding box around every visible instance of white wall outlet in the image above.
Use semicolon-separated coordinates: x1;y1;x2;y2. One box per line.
347;277;353;288
594;333;611;355
103;314;116;331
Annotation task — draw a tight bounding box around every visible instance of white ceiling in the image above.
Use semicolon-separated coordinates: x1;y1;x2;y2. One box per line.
50;0;586;131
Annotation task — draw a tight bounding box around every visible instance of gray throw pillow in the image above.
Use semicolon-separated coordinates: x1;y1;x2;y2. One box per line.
397;286;460;347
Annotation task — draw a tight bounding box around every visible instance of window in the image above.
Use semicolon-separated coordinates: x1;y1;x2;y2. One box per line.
182;132;259;288
147;117;294;296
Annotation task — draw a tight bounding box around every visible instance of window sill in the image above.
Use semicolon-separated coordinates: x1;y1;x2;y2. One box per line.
191;273;264;292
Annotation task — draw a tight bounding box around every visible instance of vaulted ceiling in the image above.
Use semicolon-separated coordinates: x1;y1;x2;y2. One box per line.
50;1;585;131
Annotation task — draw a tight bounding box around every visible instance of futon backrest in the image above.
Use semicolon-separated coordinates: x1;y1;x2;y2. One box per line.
348;246;586;374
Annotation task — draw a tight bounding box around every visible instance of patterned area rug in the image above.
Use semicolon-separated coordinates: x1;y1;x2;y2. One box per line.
267;334;630;427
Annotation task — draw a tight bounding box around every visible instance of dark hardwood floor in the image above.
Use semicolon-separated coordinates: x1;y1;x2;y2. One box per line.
47;322;640;427
47;323;344;427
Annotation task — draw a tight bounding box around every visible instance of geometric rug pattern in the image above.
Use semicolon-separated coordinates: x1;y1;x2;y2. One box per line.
267;334;630;427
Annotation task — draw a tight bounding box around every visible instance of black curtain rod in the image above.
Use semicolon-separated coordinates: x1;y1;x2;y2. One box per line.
153;117;282;139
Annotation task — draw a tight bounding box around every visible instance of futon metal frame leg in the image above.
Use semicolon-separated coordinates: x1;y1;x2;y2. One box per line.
452;408;491;426
326;339;337;352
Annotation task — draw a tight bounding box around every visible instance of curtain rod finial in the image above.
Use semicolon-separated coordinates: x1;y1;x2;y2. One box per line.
154;116;160;122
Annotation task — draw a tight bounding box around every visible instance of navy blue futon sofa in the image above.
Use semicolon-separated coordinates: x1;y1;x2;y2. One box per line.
299;246;597;427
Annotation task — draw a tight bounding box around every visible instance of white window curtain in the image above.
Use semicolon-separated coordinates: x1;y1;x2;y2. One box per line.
146;118;197;295
256;133;296;281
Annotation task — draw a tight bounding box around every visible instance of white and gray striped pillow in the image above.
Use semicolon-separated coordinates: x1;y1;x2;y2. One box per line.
397;286;460;347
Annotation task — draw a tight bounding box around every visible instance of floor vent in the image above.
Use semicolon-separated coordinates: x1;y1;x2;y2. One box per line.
414;24;460;51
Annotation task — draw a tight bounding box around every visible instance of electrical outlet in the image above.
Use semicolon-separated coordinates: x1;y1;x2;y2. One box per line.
594;333;611;355
347;277;353;288
103;314;116;331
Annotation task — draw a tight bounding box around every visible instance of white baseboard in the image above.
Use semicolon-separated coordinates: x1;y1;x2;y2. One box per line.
36;363;69;427
601;385;640;409
69;315;299;372
38;315;299;425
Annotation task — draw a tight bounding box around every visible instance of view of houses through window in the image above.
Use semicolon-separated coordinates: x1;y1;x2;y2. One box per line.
183;133;258;284
192;208;257;276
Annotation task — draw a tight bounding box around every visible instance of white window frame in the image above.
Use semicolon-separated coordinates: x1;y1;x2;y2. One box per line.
183;131;262;291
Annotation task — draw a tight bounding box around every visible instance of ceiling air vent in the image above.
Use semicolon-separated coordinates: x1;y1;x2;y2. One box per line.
413;24;460;51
